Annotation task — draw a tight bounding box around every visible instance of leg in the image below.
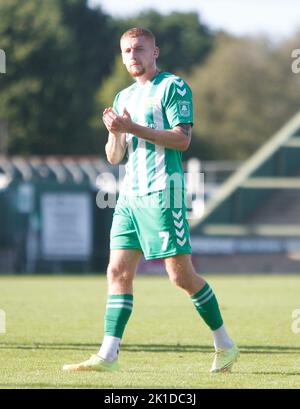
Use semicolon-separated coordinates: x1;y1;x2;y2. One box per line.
62;249;141;372
164;253;205;296
96;196;142;365
165;253;239;372
98;249;142;361
165;253;225;332
107;248;142;294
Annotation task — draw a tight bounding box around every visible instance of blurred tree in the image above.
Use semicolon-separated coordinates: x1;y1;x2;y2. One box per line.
0;0;116;154
2;1;299;161
187;33;300;160
97;56;132;109
60;0;118;153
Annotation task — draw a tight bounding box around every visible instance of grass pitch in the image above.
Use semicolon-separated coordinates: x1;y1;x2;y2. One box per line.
0;274;300;389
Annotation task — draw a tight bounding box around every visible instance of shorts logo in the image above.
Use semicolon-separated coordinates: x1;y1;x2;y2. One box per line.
178;101;191;117
172;210;186;246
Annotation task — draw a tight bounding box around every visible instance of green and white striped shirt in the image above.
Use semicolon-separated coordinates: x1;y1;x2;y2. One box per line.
113;71;193;196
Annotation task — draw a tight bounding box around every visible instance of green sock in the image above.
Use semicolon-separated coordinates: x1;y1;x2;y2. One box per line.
104;294;133;338
191;283;223;331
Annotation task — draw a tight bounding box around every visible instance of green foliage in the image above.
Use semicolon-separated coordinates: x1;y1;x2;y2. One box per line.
97;56;132;109
1;2;299;160
0;4;212;155
187;33;300;160
0;0;116;154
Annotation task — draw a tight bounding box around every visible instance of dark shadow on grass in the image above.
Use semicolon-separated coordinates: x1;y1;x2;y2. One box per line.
1;342;300;354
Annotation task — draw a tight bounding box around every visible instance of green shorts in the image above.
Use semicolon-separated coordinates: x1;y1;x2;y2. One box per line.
110;189;192;260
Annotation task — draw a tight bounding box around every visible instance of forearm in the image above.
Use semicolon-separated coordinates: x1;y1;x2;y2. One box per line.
105;133;126;165
130;122;190;151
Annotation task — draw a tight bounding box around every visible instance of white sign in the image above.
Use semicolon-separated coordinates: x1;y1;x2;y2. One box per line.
41;193;92;259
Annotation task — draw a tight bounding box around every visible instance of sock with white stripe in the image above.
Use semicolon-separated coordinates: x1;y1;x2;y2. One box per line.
98;294;133;361
191;282;224;331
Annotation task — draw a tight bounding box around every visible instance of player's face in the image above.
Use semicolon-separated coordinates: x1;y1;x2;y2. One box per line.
121;36;159;78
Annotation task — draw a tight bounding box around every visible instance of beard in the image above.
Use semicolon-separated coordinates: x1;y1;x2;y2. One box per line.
128;63;146;77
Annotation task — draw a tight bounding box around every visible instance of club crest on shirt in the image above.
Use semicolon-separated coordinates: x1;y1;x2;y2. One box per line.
177;101;191;117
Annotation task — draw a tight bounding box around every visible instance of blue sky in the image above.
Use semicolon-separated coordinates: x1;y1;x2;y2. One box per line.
89;0;300;40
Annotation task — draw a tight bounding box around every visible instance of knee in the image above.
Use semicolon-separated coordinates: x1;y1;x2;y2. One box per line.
168;270;187;290
107;264;131;286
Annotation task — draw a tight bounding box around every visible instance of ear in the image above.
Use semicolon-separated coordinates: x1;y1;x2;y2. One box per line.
154;46;159;59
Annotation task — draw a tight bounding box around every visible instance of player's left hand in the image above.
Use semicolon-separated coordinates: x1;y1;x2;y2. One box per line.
121;108;133;132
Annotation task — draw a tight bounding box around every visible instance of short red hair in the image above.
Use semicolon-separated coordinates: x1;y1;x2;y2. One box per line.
120;27;156;46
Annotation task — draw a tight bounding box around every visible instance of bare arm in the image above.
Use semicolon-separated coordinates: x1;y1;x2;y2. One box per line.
105;132;127;165
103;107;127;165
130;122;192;151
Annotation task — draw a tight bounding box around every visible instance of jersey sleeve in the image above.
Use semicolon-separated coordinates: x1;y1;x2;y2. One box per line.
162;77;194;128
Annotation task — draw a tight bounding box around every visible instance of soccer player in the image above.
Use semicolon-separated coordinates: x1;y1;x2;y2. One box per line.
63;28;239;373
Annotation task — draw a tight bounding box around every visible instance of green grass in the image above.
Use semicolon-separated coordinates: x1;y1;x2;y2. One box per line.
0;274;300;389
